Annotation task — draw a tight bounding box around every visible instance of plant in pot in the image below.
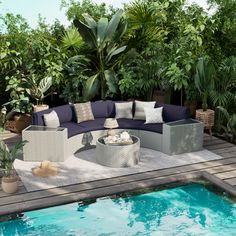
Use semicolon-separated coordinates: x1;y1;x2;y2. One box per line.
0;140;27;194
24;75;55;112
4;75;32;133
194;56;216;134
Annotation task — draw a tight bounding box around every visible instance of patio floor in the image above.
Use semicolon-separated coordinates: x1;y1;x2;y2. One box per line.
0;131;236;217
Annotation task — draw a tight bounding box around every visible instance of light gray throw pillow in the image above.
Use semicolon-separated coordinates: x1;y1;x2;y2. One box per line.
144;107;163;124
43;110;60;127
115;102;133;119
134;100;156;120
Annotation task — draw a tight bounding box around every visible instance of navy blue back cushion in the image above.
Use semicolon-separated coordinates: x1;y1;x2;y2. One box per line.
91;100;109;118
31;104;74;126
155;102;190;122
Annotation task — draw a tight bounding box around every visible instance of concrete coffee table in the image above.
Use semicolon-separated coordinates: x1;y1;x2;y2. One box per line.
96;135;140;168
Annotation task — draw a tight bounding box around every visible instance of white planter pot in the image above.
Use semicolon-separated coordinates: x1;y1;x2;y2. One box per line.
1;176;18;194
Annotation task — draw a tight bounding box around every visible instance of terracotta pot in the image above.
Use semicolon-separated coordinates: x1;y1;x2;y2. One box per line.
1;176;18;194
33;104;49;112
5;113;31;133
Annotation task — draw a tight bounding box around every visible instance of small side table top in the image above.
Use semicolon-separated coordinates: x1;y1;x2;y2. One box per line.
24;125;65;132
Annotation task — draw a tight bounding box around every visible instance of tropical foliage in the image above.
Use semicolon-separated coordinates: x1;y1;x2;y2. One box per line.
194;57;216;111
73;9;127;100
0;0;236;141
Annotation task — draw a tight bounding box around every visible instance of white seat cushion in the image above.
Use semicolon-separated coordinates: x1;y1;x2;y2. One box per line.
144;107;163;124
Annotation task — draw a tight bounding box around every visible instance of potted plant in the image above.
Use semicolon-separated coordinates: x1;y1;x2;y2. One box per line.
0;140;27;194
4;75;32;133
194;56;216;134
24;75;55;112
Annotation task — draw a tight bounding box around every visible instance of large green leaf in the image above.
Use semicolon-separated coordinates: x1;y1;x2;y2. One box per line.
104;69;118;94
39;76;52;94
82;13;97;35
105;9;123;42
73;19;97;48
97;17;108;48
106;45;127;62
83;74;100;100
113;19;127;42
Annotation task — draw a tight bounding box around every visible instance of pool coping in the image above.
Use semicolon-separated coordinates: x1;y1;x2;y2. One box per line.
1;170;236;218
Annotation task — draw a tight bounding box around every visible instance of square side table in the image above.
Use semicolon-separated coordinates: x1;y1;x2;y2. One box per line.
162;119;204;155
22;125;68;162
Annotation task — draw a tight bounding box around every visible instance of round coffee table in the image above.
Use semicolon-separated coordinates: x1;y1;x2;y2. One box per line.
96;135;140;168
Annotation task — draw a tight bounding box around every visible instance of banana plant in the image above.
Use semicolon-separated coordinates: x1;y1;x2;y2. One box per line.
194;57;216;111
23;75;55;105
73;9;127;100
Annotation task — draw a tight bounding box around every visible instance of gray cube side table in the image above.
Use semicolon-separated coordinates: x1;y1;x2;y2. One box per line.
162;119;204;155
22;125;68;162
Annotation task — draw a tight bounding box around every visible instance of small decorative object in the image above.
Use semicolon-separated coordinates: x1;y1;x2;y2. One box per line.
32;160;58;177
0;140;27;194
103;131;133;145
104;118;119;136
120;131;130;141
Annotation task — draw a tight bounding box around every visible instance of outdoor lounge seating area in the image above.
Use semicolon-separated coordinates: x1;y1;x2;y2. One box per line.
1;0;236;234
23;100;204;162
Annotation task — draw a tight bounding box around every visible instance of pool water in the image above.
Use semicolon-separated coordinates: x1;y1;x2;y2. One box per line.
1;183;236;236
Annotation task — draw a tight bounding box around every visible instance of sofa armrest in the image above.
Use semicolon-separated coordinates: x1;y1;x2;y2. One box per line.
156;102;190;122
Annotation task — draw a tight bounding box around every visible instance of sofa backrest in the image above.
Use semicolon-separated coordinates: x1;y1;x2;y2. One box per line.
31;101;190;126
91;100;109;118
31;104;75;126
156;102;190;122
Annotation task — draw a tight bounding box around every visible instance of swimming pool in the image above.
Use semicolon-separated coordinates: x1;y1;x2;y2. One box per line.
1;183;236;235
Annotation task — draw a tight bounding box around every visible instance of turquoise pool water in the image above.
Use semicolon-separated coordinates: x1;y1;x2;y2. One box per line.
1;183;236;236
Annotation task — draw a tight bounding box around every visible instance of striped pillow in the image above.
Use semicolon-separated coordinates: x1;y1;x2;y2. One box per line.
74;102;94;123
134;101;156;120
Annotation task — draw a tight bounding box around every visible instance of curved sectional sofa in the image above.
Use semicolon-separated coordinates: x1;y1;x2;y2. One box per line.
30;100;195;158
